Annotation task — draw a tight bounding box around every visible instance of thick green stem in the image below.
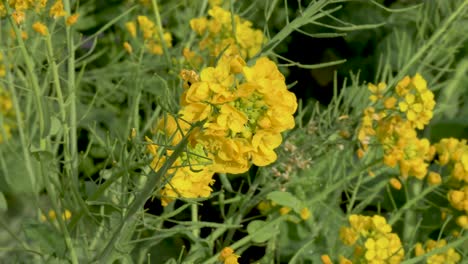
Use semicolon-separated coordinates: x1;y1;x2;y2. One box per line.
191;204;200;238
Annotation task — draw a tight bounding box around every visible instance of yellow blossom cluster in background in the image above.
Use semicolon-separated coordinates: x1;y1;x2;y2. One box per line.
125;15;172;55
0;53;5;77
337;215;404;264
0;87;16;143
40;209;72;222
358;74;438;182
415;239;461;264
0;0;68;22
186;3;265;66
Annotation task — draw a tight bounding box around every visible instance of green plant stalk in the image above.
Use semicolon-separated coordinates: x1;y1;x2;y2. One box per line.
96;122;203;260
3;1;47;149
184;0;208;50
191;204;200;238
38;157;79;264
63;0;79;189
4;61;37;194
402;179;422;243
151;0;172;67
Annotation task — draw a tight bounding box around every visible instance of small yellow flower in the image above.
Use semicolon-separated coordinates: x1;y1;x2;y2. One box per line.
389;178;402;190
32;22;48;36
48;210;57;220
62;209;72;220
66;13;79;26
219;247;240;264
321;255;333;264
279;207;291;215
300;207;311;220
12;10;25;24
368;82;387;102
427;171;442;185
456;215;468;229
50;0;66;18
125;22;137;38
123;42;133;54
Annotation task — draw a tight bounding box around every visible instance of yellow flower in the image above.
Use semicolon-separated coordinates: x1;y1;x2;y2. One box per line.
368;82;387;102
417;239;461;264
300;207;311;220
66;13;79;26
126;21;137;38
32;22;48;36
389;178;402;190
279;206;291;215
427;171;442;185
251;130;282;166
50;0;66;18
123;42;133;54
396;74;435;129
456;215;468;229
219;247;240;264
321;255;333;264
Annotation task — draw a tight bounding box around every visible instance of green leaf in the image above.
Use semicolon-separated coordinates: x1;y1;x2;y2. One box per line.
48;116;62;137
267;191;302;212
0;192;7;212
23;222;66;256
247;220;277;243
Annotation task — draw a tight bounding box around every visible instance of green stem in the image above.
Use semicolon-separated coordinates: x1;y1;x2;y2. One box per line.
191;204;200;238
150;0;172;67
402;179;422;243
63;0;79;189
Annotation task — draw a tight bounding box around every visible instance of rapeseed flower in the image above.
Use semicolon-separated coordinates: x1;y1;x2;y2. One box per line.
219;247;240;264
415;239;461;264
0;88;16;143
179;55;296;174
189;4;265;63
32;21;48;36
50;0;66;18
146;116;215;206
339;215;404;263
396;74;435;130
434;138;468;183
126;16;172;55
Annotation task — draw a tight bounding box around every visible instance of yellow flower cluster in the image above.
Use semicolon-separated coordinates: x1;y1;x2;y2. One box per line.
0;87;16;143
0;53;5;77
415;239;461;264
219;247;240;264
148;55;296;205
146;116;215;206
358;74;436;180
434;138;468;183
125;16;172;55
188;4;265;64
179;55;297;174
376;115;435;179
40;209;72;222
0;0;66;22
434;138;468;228
339;215;404;264
395;74;435;130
